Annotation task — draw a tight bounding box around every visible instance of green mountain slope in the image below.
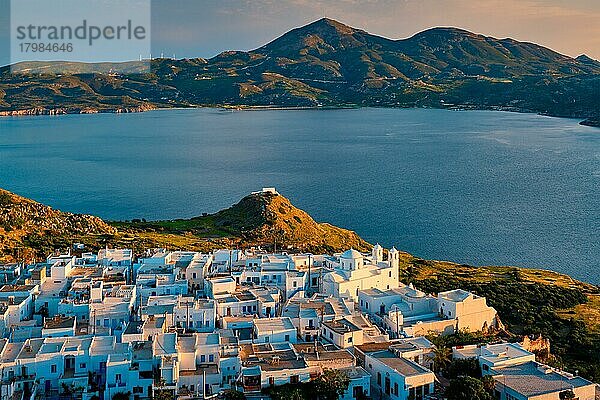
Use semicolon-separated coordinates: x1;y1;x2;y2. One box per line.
1;18;599;125
0;188;369;261
115;191;371;253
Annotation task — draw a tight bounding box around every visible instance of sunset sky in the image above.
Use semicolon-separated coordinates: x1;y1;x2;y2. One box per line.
1;0;599;65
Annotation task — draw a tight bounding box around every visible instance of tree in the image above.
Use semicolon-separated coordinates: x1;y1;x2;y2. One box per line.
223;389;247;400
560;390;576;400
432;346;452;373
446;358;481;379
481;375;496;392
112;392;131;400
445;376;493;400
288;388;305;400
153;389;175;400
313;369;351;400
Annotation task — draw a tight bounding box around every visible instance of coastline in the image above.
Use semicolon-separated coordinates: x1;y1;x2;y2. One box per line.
1;103;598;127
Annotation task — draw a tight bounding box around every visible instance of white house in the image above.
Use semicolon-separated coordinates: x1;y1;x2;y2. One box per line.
323;247;400;302
253;317;297;344
364;349;435;400
491;361;596;400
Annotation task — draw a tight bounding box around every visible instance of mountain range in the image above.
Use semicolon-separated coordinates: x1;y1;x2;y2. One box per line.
1;18;599;126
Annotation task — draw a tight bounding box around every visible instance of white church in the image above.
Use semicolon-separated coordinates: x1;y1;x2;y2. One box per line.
322;244;400;302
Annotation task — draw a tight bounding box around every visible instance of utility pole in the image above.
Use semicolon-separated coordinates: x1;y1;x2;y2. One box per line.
307;255;311;296
186;299;189;332
395;307;399;339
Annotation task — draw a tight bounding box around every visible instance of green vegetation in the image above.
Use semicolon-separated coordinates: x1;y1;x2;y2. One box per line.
403;260;600;381
264;369;350;400
1;19;599;126
445;376;495;400
0;188;369;263
111;392;131;400
114;191;371;253
222;389;247;400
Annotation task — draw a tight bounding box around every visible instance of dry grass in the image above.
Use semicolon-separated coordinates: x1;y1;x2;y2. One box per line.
557;294;600;335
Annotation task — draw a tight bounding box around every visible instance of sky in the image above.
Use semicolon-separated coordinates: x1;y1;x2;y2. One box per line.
1;0;599;66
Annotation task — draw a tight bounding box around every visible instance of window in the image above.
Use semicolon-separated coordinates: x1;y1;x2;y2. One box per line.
190;385;195;392
377;372;381;385
265;337;269;343
290;375;299;384
269;377;275;386
394;382;398;396
51;365;57;373
192;273;197;279
285;335;290;341
80;363;86;369
329;332;333;339
209;355;214;362
293;281;297;288
389;271;392;277
201;355;206;362
348;337;353;343
116;374;122;383
133;387;143;394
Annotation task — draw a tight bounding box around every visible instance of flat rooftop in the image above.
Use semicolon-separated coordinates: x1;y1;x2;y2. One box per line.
493;361;593;396
0;342;24;363
43;316;76;330
254;317;295;333
339;366;371;380
0;284;35;292
439;289;473;302
370;350;431;377
323;319;361;334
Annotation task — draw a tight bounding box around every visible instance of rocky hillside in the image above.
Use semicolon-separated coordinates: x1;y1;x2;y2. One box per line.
0;189;117;261
1;18;599;125
117;191;371;253
0;187;369;260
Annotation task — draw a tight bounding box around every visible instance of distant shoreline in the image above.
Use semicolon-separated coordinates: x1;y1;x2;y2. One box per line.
1;103;598;127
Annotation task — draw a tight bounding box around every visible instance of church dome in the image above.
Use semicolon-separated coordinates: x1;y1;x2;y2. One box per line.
340;249;363;259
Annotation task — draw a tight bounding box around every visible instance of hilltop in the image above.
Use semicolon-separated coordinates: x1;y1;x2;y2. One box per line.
114;190;371;253
0;188;369;262
1;18;599;125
